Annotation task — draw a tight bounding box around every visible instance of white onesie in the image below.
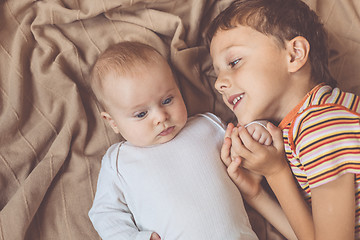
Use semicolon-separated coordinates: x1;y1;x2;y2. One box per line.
89;113;258;240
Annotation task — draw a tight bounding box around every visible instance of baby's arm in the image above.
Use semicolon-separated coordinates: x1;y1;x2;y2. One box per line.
89;155;160;240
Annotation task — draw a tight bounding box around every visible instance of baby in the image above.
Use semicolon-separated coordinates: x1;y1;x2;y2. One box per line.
88;41;289;240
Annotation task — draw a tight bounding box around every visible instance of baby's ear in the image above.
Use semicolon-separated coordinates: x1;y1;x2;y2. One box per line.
101;112;120;134
286;36;310;73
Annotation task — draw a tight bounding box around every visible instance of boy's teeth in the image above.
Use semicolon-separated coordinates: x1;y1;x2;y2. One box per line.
233;95;243;105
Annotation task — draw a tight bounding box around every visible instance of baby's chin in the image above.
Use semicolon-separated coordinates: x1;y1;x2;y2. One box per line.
135;135;178;148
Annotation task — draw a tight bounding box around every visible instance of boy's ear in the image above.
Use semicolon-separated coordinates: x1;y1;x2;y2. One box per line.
286;36;310;73
101;112;120;134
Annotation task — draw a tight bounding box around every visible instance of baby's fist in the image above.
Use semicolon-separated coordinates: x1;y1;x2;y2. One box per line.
245;120;272;145
150;232;161;240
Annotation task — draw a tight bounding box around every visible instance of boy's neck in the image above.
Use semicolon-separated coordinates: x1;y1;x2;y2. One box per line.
277;73;316;124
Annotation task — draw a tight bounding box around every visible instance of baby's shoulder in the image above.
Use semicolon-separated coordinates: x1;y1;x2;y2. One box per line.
100;142;125;170
188;112;226;130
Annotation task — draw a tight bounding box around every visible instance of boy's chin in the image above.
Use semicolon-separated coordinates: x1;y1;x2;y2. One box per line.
234;115;246;126
235;116;255;127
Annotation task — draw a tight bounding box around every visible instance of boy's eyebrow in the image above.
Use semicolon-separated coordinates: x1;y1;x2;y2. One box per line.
224;44;247;52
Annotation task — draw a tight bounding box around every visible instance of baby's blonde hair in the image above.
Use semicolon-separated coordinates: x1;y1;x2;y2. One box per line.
89;41;164;110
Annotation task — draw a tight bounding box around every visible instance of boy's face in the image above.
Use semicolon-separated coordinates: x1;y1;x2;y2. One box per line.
210;25;292;125
101;59;187;147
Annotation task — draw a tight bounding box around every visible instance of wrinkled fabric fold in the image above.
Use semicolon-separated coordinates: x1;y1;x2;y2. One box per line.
0;0;359;239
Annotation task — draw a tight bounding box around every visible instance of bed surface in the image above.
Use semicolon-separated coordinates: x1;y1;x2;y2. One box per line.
0;0;359;239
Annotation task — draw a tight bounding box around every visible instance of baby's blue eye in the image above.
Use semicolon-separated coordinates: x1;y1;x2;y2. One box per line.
162;97;173;105
135;111;147;118
229;59;240;68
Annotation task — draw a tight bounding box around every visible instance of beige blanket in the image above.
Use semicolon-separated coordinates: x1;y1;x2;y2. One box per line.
0;0;359;239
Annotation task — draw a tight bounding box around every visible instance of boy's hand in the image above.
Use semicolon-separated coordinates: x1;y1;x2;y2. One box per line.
245;121;272;146
221;122;236;168
230;123;288;178
221;123;263;200
226;156;264;201
150;232;161;240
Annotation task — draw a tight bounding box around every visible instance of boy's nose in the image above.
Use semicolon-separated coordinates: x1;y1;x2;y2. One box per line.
214;74;231;93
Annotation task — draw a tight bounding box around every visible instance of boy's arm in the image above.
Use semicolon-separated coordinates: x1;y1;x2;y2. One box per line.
230;124;314;240
221;123;297;239
226;156;297;240
246;182;298;240
231;121;357;240
264;159;315;240
311;173;355;240
263;126;355;240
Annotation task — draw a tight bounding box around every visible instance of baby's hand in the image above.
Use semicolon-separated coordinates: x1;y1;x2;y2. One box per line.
230;122;288;178
150;232;161;240
245;120;272;146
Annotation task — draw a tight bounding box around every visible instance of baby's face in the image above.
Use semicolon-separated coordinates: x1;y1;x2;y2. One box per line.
101;59;187;147
210;25;291;125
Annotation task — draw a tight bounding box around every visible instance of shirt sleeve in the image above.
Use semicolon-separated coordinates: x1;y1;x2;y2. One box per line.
88;147;153;240
294;105;360;188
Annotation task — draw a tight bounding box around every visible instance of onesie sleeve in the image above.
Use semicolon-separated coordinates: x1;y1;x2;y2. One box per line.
200;112;226;130
294;106;360;189
88;145;153;240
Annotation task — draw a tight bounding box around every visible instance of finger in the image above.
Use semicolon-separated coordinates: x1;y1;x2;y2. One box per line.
227;156;242;177
230;127;252;159
263;135;273;146
267;122;284;150
257;136;265;145
245;124;256;136
230;148;238;161
250;130;261;142
238;126;262;153
225;122;235;139
258;132;272;145
221;137;232;167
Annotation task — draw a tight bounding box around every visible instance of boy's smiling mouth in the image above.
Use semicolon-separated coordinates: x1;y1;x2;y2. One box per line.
228;93;244;109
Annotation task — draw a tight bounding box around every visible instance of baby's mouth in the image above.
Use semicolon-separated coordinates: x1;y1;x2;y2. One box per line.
159;126;175;136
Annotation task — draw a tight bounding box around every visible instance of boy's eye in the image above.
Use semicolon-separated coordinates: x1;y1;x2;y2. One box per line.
135;111;147;118
229;59;241;68
162;97;173;105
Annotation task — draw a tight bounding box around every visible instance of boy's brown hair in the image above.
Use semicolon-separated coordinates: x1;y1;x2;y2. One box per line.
89;41;164;110
207;0;336;87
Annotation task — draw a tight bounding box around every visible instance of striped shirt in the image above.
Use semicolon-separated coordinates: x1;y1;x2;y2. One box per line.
279;84;360;238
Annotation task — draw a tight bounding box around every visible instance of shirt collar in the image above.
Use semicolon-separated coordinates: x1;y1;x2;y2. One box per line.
278;83;325;129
